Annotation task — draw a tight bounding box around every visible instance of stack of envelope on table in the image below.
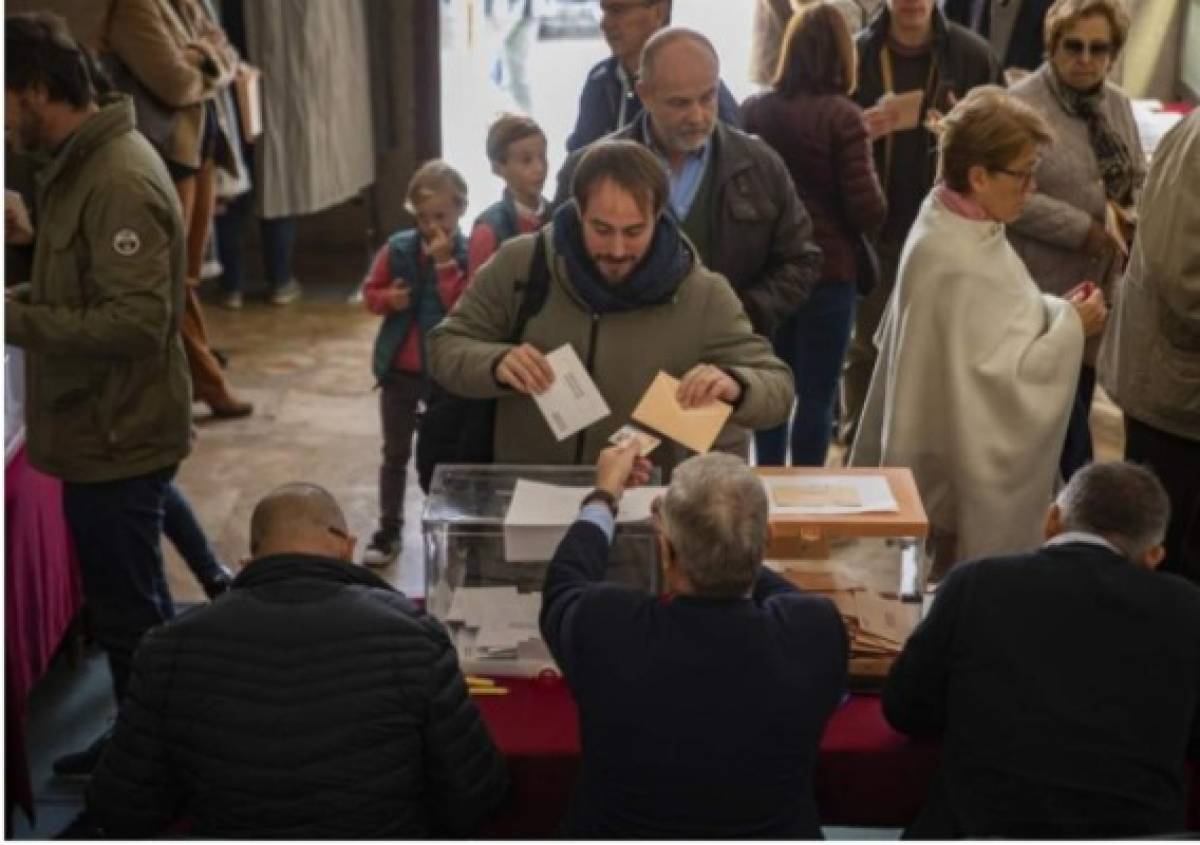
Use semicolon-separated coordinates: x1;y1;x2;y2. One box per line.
775;568;920;678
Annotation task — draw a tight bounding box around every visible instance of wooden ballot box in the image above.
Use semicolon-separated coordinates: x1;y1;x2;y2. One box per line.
757;468;930;688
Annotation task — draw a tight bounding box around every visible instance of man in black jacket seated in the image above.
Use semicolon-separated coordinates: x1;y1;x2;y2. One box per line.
80;483;507;839
540;445;848;837
885;461;1200;838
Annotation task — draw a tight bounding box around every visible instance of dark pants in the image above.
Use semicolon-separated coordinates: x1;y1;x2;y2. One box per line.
62;466;176;701
841;237;903;447
163;482;224;586
1125;415;1200;584
1059;364;1096;481
214;194;297;295
757;281;857;466
378;372;427;537
211;46;297;298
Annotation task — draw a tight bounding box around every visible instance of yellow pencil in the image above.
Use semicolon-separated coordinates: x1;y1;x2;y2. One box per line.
469;686;509;696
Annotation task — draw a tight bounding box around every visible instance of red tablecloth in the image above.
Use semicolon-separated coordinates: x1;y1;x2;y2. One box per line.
476;676;1200;836
5;446;82;820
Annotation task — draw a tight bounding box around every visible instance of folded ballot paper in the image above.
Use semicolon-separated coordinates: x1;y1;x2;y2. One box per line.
502;479;667;562
445;585;542;659
532;344;610;441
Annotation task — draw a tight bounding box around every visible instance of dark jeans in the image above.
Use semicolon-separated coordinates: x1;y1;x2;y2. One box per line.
378;371;427;536
212;66;297;296
1059;364;1096;481
757;281;857;466
1125;415;1200;584
163;482;224;587
62;465;176;701
214;192;297;294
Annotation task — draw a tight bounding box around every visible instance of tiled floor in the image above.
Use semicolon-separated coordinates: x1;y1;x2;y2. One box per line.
10;261;1123;838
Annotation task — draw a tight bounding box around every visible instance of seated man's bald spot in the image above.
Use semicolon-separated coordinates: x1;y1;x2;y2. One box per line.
250;483;349;558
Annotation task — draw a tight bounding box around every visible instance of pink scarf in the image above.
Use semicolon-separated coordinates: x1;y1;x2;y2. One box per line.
934;184;992;222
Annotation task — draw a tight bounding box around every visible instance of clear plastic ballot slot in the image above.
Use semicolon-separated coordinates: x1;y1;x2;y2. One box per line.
423;465;662;677
757;468;930;688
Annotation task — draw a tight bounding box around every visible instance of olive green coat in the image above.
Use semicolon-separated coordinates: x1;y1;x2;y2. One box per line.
5;98;192;483
428;227;794;477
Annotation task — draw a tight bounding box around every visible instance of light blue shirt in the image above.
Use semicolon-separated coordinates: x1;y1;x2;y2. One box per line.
578;502;616;544
642;120;712;221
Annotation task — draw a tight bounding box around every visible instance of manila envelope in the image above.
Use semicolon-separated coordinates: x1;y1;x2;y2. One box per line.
854;591;920;646
631;371;732;455
882;90;925;132
771;482;862;509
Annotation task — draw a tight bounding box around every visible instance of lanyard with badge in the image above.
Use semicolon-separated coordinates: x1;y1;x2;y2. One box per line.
878;44;940;193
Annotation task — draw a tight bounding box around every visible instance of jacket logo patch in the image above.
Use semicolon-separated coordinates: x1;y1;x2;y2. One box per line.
112;228;141;256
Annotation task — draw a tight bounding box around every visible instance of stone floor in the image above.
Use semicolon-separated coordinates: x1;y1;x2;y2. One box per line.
168;271;425;603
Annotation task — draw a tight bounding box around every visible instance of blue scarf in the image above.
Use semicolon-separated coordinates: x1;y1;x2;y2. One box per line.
552;201;693;314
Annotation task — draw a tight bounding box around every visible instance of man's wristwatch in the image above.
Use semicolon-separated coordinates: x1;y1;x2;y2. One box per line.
580;488;619;518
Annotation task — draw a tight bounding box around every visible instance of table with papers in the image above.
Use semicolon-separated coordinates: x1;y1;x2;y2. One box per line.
758;468;930;686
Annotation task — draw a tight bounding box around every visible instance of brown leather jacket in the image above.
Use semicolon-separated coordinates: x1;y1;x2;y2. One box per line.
553;116;823;338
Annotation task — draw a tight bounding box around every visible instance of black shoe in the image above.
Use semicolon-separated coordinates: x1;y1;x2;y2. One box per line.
201;563;235;600
53;729;112;777
362;530;400;567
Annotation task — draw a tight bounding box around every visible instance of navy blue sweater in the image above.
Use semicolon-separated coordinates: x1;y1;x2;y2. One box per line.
540;520;848;837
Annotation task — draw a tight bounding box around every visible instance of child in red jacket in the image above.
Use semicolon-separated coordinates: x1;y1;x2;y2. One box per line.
361;161;469;565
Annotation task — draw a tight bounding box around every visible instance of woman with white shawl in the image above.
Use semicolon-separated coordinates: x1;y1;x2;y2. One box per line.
850;87;1108;579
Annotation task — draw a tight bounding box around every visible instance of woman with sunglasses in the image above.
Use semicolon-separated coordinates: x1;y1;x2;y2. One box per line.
1006;0;1145;481
850;87;1104;580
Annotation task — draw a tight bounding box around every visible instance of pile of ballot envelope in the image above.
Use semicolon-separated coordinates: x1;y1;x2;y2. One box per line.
776;568;921;681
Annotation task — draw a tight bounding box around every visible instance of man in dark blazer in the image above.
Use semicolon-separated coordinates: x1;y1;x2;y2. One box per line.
540;445;848;837
885;461;1200;838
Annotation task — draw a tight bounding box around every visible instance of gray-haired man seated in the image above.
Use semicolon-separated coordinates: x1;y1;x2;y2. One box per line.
79;483;507;838
885;461;1200;838
540;444;848;837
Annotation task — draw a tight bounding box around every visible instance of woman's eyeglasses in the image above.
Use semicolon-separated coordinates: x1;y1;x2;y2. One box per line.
1060;38;1112;58
993;161;1040;189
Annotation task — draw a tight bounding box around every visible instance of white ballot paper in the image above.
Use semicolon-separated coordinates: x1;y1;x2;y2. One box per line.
761;474;899;515
503;479;667;562
445;586;543;657
533;344;610;441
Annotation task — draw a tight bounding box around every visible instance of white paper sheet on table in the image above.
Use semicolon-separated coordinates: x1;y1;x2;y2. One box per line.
503;479;667;562
760;474;899;515
532;344;611;441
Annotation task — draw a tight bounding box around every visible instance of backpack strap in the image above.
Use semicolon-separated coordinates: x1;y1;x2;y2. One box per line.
507;234;551;344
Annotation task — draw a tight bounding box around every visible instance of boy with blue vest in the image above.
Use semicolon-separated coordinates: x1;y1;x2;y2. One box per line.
362;161;469;565
467;114;550;281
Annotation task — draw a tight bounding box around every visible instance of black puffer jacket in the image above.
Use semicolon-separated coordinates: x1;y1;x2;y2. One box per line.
86;554;508;839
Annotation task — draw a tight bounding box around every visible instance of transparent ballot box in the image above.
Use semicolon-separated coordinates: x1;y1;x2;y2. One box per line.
422;464;661;677
757;468;930;689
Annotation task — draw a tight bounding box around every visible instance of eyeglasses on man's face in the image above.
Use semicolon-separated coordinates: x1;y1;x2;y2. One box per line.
1059;37;1113;59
